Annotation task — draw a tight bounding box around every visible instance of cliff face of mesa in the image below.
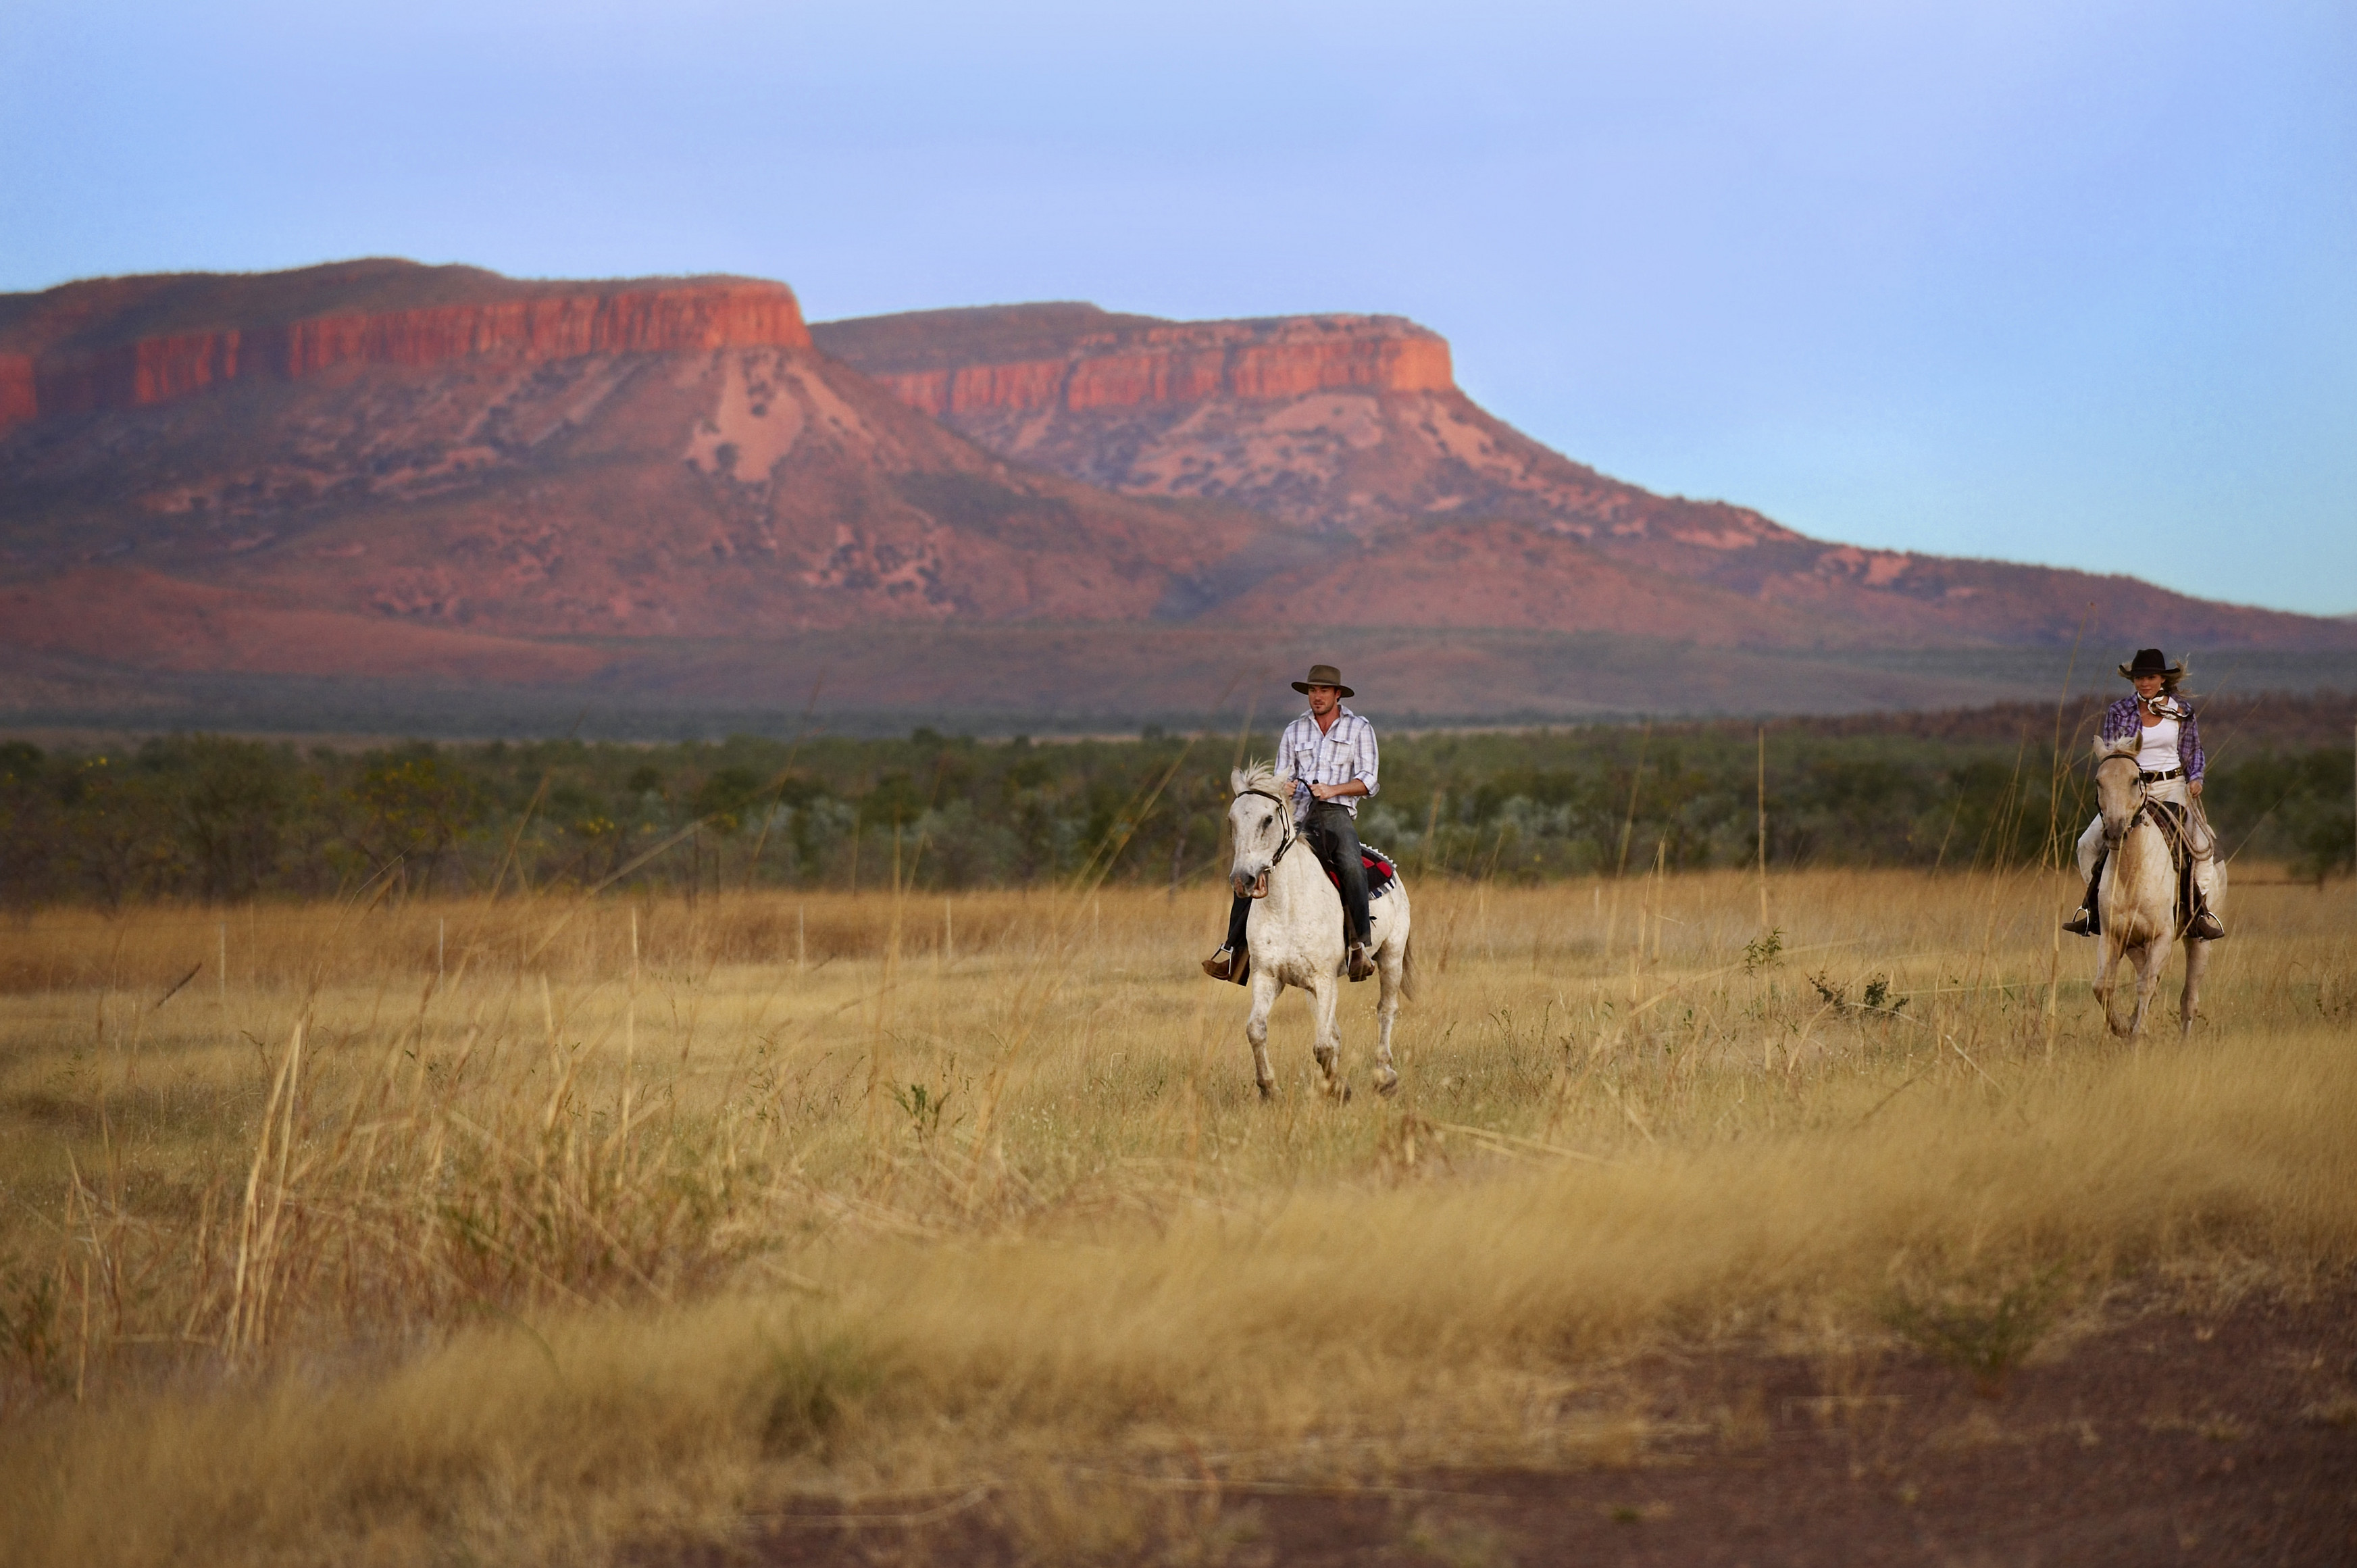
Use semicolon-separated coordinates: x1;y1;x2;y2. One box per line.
812;307;1454;416
0;262;809;431
813;301;1801;552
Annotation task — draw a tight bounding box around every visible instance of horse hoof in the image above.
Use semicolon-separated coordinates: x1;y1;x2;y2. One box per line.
1336;1082;1354;1103
1257;1080;1275;1103
1373;1066;1399;1097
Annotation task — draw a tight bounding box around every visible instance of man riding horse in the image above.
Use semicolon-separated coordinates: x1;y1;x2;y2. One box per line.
1203;663;1381;985
2064;647;2225;942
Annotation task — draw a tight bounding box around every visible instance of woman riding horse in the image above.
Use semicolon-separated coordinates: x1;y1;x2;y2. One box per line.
2064;647;2225;942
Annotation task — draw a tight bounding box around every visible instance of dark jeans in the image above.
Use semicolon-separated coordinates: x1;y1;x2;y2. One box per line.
1222;801;1372;951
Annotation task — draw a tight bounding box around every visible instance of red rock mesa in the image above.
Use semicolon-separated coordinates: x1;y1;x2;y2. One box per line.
811;302;1798;555
812;301;2357;649
3;265;2350;726
0;259;809;432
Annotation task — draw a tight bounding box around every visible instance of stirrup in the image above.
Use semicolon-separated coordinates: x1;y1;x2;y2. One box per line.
2062;907;2096;938
1346;942;1376;982
1202;948;1250;984
2188;909;2225;942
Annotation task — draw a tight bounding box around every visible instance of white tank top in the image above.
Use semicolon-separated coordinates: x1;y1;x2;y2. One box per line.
2136;713;2181;775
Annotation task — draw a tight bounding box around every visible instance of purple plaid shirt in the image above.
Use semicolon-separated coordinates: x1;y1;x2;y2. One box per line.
2100;695;2204;782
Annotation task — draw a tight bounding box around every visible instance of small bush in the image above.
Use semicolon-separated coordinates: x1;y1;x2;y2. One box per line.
759;1334;882;1456
1879;1269;2067;1397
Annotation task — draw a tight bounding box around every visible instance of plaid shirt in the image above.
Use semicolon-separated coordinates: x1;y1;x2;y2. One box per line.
1276;706;1380;817
2100;694;2204;782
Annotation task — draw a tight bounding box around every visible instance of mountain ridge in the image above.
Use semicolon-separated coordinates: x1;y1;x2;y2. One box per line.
813;300;2350;653
1;261;2349;734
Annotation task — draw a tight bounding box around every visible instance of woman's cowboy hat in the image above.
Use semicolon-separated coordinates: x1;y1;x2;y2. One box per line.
1290;663;1354;699
2117;647;2185;681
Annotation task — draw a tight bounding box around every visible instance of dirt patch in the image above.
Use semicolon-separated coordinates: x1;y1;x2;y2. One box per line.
713;1282;2357;1567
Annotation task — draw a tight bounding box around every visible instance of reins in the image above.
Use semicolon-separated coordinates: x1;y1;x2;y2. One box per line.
2094;755;2198;860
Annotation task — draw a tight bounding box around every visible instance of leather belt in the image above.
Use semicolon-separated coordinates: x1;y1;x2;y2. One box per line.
2139;767;2183;782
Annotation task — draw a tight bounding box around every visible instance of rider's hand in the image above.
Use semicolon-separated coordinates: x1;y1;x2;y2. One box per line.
2190;780;2202;796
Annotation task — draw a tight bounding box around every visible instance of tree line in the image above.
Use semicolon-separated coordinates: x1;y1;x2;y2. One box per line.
0;694;2348;907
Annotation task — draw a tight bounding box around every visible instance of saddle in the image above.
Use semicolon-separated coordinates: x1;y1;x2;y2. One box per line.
1319;846;1398;899
2146;801;2200;877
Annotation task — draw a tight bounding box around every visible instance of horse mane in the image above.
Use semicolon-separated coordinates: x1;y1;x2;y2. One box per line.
1231;759;1290;806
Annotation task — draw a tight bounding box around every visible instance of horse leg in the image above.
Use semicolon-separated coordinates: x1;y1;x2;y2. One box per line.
2096;934;2125;1034
1371;939;1402;1098
2179;934;2210;1038
1309;974;1348;1101
2129;940;2166;1038
2090;858;2119;1011
1245;971;1279;1101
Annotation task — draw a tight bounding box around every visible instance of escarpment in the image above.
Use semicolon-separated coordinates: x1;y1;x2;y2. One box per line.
813;307;1453;419
0;264;1282;669
0;259;809;432
809;300;2357;649
5;262;2350;730
813;302;1801;556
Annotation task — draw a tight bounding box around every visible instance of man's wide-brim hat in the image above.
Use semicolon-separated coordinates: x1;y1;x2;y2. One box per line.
2119;647;2184;680
1291;663;1354;699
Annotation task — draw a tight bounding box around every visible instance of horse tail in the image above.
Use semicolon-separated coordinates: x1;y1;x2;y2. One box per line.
1398;930;1418;1002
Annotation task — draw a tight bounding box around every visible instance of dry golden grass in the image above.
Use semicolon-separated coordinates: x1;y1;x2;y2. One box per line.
1;865;2352;1565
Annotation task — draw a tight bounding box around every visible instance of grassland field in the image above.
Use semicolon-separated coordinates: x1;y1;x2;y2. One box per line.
0;864;2352;1565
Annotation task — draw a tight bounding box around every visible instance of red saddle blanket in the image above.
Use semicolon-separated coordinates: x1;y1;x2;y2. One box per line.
1321;846;1398;898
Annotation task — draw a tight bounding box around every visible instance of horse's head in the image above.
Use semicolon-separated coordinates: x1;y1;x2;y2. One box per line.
2093;741;2145;849
1227;762;1294;900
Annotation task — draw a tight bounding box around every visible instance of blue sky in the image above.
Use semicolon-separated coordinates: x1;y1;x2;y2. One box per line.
5;0;2352;615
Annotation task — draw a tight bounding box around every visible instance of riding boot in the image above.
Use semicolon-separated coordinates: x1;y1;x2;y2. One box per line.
2183;859;2226;941
2062;859;2103;937
1202;894;1252;984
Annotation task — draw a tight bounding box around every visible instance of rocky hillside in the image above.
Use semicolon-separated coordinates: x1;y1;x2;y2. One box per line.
0;263;1275;685
813;303;2346;650
1;261;2350;732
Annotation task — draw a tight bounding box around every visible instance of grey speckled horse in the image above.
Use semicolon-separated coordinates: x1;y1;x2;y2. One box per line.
1224;763;1415;1100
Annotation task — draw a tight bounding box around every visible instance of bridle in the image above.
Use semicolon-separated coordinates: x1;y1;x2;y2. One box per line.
2094;753;2151;843
2095;753;2192;855
1236;786;1300;868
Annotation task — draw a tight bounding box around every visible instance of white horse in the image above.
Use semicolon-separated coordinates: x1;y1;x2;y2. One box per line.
1224;763;1415;1100
2087;743;2223;1038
